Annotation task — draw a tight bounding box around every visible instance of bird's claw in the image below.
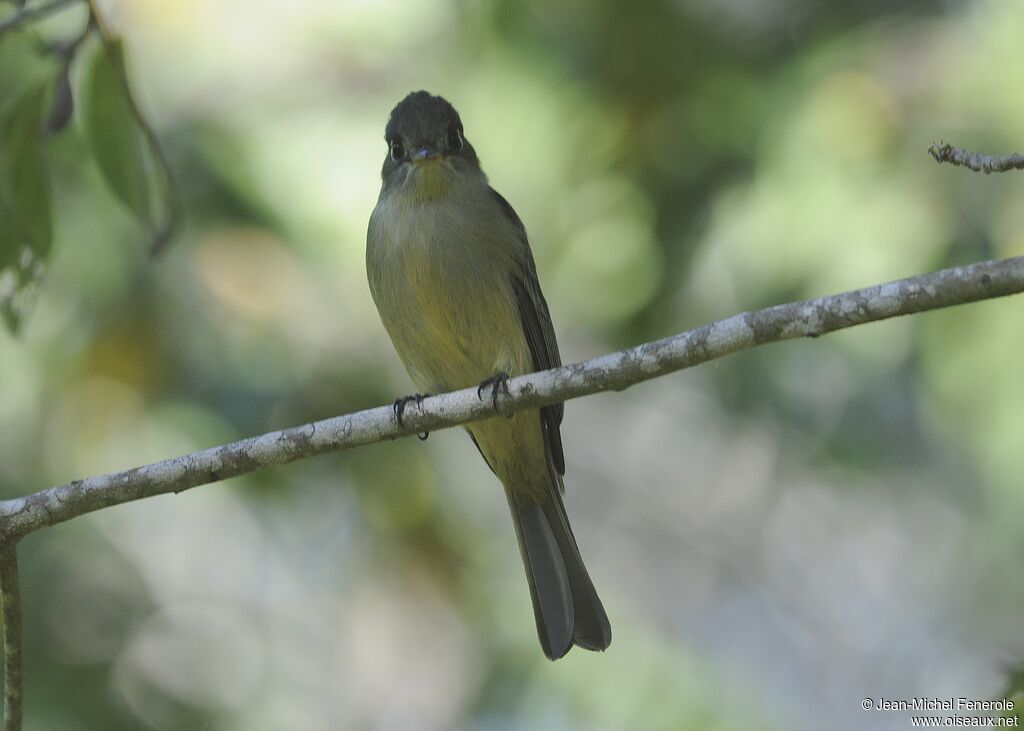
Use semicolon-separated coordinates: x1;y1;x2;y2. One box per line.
393;393;431;440
477;372;511;412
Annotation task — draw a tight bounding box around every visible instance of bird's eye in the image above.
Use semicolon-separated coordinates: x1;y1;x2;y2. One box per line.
390;139;405;161
447;125;463;152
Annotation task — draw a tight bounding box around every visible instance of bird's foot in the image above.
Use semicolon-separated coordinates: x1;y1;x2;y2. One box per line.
477;372;511;412
393;393;431;440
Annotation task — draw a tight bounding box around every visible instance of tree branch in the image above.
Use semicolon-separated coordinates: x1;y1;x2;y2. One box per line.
0;256;1022;731
929;142;1024;173
0;257;1021;540
0;547;22;731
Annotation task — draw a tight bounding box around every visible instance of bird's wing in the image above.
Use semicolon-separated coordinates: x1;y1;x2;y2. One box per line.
491;188;566;477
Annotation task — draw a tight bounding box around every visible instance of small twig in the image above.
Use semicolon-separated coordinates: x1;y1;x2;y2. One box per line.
41;11;94;135
0;0;80;37
929;142;1024;174
83;0;109;40
135;107;180;254
0;546;23;731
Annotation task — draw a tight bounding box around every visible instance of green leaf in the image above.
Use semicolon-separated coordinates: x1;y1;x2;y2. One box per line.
0;34;52;117
80;39;154;227
0;83;52;332
0;86;52;261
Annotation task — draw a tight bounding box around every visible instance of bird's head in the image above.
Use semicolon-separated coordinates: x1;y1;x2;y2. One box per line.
380;91;483;199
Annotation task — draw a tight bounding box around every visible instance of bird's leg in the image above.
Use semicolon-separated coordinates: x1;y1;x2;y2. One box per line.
393;393;432;440
477;372;511;412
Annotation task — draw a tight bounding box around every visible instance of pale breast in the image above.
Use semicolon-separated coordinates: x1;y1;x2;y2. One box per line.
367;193;529;394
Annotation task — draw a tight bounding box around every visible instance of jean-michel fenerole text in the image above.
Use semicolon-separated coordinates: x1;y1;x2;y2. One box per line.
873;698;1014;712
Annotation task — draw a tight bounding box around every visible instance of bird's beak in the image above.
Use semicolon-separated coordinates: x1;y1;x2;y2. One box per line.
412;147;442;164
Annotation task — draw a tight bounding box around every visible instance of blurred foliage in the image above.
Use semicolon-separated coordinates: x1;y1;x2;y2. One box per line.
0;0;174;333
80;38;154;234
1;0;1024;729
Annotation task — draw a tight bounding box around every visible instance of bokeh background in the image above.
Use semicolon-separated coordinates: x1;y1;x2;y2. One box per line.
2;0;1024;728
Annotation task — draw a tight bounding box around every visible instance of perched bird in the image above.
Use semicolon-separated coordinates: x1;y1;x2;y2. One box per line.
366;91;611;659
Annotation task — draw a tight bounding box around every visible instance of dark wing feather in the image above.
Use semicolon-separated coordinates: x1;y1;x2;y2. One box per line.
492;188;566;476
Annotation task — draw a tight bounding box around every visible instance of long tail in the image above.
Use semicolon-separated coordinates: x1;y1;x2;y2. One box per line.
506;484;612;660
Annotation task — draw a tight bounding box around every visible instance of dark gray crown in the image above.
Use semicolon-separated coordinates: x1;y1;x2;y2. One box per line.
385;91;462;147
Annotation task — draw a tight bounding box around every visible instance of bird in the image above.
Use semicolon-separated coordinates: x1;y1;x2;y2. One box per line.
365;91;611;659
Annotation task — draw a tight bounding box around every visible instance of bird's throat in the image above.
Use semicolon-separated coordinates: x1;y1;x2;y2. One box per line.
402;160;460;202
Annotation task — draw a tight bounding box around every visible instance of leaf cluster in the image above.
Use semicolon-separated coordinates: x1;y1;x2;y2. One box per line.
0;0;175;332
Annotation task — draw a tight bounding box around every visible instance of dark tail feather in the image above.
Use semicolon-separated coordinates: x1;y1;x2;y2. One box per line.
506;486;612;660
